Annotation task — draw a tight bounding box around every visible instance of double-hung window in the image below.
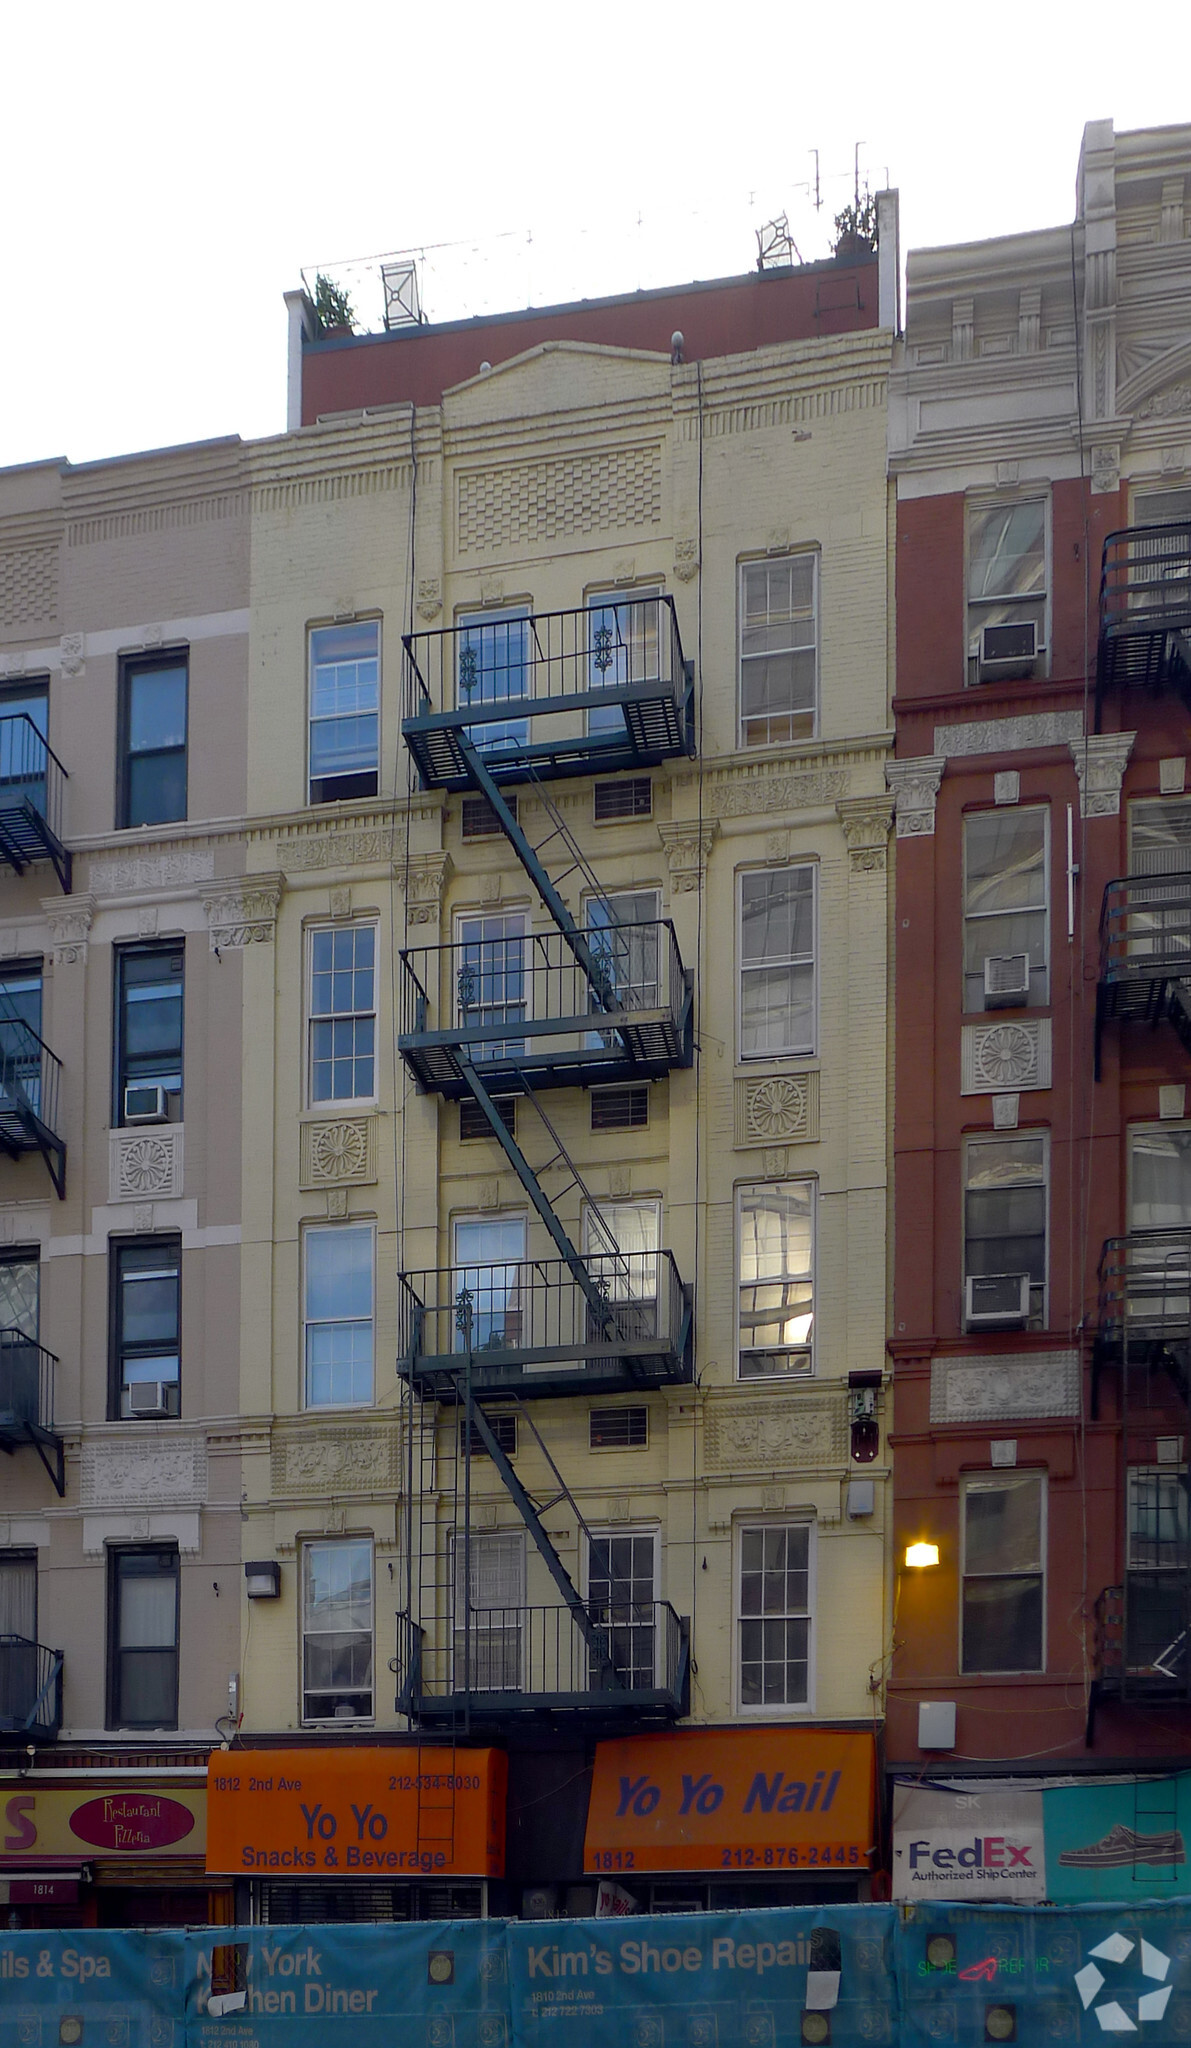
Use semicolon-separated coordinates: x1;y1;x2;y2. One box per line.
308;621;380;805
739;554;818;747
963;1136;1047;1331
0;678;49;823
107;1546;180;1729
967;500;1047;681
1127;1124;1191;1326
119;655;188;828
456;912;526;1063
302;1538;373;1721
304;1224;374;1407
0;1249;40;1433
1126;1464;1190;1675
737;1182;814;1378
115;944;184;1123
457;609;530;757
452;1531;524;1692
587;586;663;738
739;866;816;1059
738;1522;813;1709
583;1200;660;1342
308;924;376;1105
452;1214;527;1353
1126;798;1191;970
111;1238;181;1418
963;809;1048;1012
961;1473;1045;1673
587;1529;658;1690
0;1552;38;1720
586;890;661;1017
0;960;45;1121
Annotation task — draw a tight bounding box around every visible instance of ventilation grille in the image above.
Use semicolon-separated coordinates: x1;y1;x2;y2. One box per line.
462;1411;519;1457
591;1085;649;1131
594;777;652;822
590;1405;648;1449
258;1881;484;1923
460;1095;517;1141
462;794;517;838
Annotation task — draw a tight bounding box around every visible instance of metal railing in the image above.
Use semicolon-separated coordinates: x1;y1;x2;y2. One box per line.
1098;1229;1191;1348
404;597;688;728
1093;1582;1190;1698
1101;874;1191;983
1100;523;1191;642
0;1331;57;1436
394;1601;686;1714
0;714;69;842
0;994;63;1146
398;1252;691;1384
0;1636;63;1739
399;919;689;1082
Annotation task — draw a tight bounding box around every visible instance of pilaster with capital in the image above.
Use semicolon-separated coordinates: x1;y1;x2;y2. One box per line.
42;892;96;967
1070;732;1135;817
201;872;283;951
398;851;453;928
886;757;946;837
657;821;719;895
835;795;894;874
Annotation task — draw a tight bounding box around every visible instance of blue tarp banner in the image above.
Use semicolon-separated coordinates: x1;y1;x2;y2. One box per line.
3;1902;1191;2044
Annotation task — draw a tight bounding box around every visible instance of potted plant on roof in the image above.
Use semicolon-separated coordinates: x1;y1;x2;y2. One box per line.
831;193;878;260
312;273;357;339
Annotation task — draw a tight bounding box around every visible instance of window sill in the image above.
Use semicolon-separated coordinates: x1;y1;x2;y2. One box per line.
303;1102;379;1119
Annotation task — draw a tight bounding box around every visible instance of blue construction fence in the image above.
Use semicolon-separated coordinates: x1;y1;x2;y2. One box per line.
3;1901;1191;2045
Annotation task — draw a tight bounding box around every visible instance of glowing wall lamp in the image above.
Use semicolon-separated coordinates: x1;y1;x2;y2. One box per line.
904;1542;940;1569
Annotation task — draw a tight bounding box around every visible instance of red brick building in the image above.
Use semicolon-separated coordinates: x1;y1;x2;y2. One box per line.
886;120;1191;1879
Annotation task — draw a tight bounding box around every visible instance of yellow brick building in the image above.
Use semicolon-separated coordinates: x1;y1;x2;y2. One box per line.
228;240;897;1921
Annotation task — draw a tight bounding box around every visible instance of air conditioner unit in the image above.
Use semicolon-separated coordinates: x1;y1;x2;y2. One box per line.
124;1083;169;1124
979;620;1038;676
983;953;1030;1009
126;1380;173;1416
966;1273;1031;1329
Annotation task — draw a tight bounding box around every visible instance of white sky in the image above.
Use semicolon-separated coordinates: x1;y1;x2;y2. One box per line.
3;0;1187;472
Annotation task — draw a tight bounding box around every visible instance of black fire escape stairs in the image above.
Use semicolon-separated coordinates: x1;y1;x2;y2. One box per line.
396;606;696;1728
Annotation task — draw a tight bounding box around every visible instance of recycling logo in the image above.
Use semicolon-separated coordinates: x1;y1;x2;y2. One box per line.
1074;1931;1173;2032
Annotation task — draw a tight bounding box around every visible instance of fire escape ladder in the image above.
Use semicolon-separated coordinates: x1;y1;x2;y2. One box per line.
465;1394;624;1689
455;736;619;1015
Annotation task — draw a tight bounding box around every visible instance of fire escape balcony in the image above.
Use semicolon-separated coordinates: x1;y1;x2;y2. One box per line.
0;1636;64;1740
0;716;72;893
398;1252;693;1400
402;598;695;791
1097;873;1191;1072
1092;1580;1191;1710
393;1600;689;1726
1096;521;1191;728
0;998;67;1199
0;1332;65;1495
1096;1228;1191;1376
399;920;692;1096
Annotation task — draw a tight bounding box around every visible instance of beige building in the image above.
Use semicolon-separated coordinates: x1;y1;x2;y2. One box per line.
228;234;899;1920
0;439;250;1925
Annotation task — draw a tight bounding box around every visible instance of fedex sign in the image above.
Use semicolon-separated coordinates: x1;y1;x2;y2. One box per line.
892;1786;1046;1902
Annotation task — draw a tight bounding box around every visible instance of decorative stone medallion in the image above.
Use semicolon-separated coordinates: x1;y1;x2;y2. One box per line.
961;1018;1052;1095
734;1072;820;1148
109;1126;184;1203
299;1117;377;1189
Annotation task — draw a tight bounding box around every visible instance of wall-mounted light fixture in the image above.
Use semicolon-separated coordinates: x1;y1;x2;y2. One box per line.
847;1370;881;1464
244;1561;281;1600
904;1542;940;1569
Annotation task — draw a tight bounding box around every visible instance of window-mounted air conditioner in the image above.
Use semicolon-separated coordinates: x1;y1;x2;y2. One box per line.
983;953;1030;1009
965;1273;1031;1329
978;620;1038;678
124;1083;169;1124
126;1380;174;1417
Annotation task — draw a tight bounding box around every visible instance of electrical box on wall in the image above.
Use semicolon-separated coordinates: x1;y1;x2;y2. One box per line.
918;1701;957;1750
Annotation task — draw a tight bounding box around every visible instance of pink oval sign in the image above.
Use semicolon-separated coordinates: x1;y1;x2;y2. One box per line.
69;1793;195;1852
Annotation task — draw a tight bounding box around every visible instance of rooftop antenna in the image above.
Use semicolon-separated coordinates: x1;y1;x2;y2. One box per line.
810;150;821;212
854;142;865;207
755;212;804;272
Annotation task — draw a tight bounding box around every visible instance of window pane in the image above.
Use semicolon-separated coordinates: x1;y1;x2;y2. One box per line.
458;610;530;754
120;1572;177;1649
965;1476;1042;1575
741;870;814;967
127;751;187;829
965;813;1046;917
128;669;187;753
306;1227;373;1320
738;1185;814;1374
0;1258;39;1339
1128;1469;1190;1568
969;503;1046;602
962;1576;1043;1672
0;1554;37;1638
121;1253;180;1346
1131;1128;1191;1230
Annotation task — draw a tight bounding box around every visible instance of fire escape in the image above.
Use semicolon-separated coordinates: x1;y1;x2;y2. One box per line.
394;599;696;1767
1089;519;1191;1736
